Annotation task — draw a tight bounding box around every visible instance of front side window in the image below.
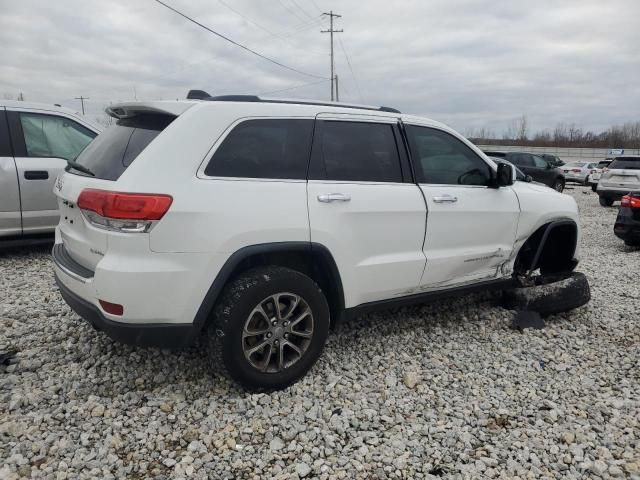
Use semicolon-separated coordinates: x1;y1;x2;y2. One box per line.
204;119;313;179
317;121;402;182
19;112;96;161
406;125;491;185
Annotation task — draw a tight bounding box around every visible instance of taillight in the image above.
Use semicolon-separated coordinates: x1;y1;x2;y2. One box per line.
621;195;640;208
602;167;609;173
77;189;172;233
571;169;581;173
590;169;597;174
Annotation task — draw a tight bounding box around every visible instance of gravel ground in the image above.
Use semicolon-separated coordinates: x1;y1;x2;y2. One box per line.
1;186;638;480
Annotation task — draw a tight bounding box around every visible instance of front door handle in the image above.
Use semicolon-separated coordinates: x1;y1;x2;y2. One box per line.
24;170;49;180
432;195;458;203
317;193;351;203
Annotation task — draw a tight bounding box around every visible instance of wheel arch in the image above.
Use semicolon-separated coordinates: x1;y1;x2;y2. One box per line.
192;242;345;334
513;219;579;275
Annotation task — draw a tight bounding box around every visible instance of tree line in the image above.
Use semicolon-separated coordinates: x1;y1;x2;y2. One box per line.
467;115;640;149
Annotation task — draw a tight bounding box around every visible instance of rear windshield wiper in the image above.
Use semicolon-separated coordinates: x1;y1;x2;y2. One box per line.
66;159;95;177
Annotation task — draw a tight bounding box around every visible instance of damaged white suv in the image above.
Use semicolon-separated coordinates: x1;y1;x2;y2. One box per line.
52;92;590;389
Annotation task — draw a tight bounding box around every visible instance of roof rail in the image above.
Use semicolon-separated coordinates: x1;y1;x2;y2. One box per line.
185;90;401;114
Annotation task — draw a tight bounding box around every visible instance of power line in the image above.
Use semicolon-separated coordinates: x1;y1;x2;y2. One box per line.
338;39;364;103
276;0;307;22
257;79;329;95
152;0;327;80
216;0;326;55
290;0;315;19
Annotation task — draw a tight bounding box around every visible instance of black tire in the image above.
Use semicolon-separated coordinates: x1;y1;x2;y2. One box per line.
208;266;330;391
553;178;564;192
599;196;614;207
624;239;640;247
583;176;590;186
502;272;590;317
591;184;597;192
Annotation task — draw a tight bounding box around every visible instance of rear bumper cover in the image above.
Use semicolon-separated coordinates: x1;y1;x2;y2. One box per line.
55;273;197;349
597;188;634;200
614;209;640;243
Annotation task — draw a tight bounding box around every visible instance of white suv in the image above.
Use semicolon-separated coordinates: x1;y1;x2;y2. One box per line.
52;93;588;389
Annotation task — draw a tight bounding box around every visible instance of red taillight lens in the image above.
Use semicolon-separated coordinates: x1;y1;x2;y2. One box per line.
99;299;124;316
621;195;640;208
77;189;172;220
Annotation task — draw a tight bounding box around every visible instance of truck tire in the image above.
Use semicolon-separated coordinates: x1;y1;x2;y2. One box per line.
208;266;330;391
502;272;590;317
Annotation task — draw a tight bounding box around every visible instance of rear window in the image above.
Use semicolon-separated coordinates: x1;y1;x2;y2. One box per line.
72;114;174;180
609;157;640;170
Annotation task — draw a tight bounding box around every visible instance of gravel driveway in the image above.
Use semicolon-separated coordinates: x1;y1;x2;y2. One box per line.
1;186;638;480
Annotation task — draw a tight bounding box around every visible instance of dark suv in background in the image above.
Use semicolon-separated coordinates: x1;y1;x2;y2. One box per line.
483;151;565;192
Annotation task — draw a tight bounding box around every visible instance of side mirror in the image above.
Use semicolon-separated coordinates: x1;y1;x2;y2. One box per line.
495;162;515;187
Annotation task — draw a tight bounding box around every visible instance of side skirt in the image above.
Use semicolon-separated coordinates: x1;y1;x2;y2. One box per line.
340;277;517;324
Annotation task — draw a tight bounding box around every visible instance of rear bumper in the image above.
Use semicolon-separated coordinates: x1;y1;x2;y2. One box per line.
597;188;633;200
614;209;640;243
55;273;197;348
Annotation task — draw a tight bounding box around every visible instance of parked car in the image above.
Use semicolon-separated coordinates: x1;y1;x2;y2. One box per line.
538;153;565;167
489;157;546;187
587;159;612;192
562;161;598;185
597;156;640;206
614;192;640;246
53;93;589;389
483;151;565;191
0;101;99;244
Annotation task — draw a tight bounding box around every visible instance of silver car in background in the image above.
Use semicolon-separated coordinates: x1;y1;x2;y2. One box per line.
562;161;598;185
0;101;99;244
597;156;640;206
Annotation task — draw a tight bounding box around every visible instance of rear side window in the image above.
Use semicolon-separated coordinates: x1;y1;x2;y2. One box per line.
19;112;96;161
609;158;640;170
315;121;402;182
73;114;174;180
204;119;313;179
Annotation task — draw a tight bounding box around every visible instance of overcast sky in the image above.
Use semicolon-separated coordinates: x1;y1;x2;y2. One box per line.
1;0;638;135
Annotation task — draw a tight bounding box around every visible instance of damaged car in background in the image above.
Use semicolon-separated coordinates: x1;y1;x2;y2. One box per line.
51;92;590;390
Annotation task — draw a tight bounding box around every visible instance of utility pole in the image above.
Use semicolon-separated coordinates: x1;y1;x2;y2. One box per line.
74;96;89;115
321;11;342;101
335;74;339;102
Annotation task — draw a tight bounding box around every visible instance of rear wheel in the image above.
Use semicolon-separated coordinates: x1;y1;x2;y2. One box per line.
583;176;590;186
208;266;330;390
591;184;597;192
553;178;564;192
599;196;614;207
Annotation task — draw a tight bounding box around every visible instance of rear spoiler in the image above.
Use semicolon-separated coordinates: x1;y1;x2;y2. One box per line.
105;101;194;119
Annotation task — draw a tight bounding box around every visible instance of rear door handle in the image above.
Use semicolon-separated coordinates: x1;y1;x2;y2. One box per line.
317;193;351;203
432;195;458;203
24;170;49;180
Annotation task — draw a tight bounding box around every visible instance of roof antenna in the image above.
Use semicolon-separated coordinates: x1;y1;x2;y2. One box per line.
187;89;212;100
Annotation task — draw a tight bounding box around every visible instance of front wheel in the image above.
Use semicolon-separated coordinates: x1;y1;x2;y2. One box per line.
208;266;330;390
553;179;564;192
591;183;597;192
599;196;614;207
